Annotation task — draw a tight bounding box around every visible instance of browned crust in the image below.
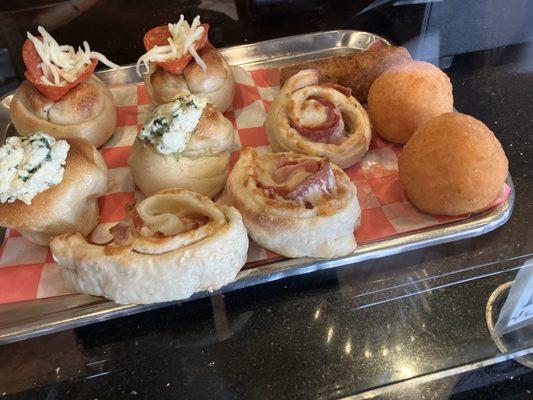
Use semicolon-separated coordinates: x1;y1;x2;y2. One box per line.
47;81;101;123
0;137;107;230
145;46;234;111
279;46;412;102
194;104;223;140
10;76;117;148
398;113;508;216
146;66;189;106
227;179;299;233
184;103;234;155
183;45;229;93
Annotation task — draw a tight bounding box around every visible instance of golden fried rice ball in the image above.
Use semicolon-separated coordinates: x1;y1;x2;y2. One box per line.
368;61;454;144
398;112;508;215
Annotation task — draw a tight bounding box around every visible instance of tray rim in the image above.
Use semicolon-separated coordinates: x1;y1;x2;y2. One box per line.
0;29;515;344
0;177;515;344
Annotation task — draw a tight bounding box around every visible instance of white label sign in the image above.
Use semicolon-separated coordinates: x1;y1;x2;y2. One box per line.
508;273;533;326
493;261;533;336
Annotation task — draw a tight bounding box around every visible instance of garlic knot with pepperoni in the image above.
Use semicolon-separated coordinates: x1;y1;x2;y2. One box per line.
50;189;249;304
227;148;360;258
265;69;372;168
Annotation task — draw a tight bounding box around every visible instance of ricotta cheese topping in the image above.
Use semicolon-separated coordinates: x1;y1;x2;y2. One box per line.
27;26;120;87
139;94;207;155
0;133;70;205
136;15;207;76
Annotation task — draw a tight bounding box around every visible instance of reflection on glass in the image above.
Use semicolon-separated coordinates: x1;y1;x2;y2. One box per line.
326;327;334;343
344;338;352;355
398;363;415;379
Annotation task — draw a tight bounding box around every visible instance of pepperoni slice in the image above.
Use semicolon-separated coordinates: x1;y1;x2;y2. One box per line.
285;160;335;201
143;23;209;75
22;37;97;101
289;97;345;144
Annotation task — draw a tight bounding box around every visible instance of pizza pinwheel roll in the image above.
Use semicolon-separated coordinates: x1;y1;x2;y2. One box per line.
227;148;360;258
50;189;249;304
264;69;372;169
128;94;237;197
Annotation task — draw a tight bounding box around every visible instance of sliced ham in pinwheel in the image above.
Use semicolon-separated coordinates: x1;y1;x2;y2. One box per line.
50;189;249;304
227;148;360;258
265;69;372;168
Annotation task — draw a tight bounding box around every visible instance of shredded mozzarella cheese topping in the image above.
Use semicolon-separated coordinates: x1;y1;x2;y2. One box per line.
136;15;207;76
27;26;120;87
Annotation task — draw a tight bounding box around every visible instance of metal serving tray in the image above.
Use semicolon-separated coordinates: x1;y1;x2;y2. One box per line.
0;30;515;344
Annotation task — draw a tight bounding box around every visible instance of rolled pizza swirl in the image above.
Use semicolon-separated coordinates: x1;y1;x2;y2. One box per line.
50;189;249;304
128;103;236;197
265;69;372;168
0;137;108;245
227;148;360;258
144;45;235;112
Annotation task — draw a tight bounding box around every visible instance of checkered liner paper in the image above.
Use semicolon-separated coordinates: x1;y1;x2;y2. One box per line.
0;66;510;304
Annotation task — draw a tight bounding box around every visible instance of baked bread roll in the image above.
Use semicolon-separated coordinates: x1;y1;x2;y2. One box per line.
264;69;371;168
138;16;234;111
10;77;116;148
368;61;453;144
227;148;360;258
50;189;249;304
144;46;235;111
0;134;108;245
398;112;508;215
128;94;236;197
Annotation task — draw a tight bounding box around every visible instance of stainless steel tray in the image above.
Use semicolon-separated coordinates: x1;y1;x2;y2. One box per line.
0;30;515;344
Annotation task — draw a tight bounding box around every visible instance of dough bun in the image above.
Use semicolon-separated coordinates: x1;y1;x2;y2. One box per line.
368;61;453;144
144;45;235;112
10;76;116;148
0;137;108;245
398;112;508;215
128;104;236;198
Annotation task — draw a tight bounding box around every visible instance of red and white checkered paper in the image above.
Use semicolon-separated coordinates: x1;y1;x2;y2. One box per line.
0;67;509;304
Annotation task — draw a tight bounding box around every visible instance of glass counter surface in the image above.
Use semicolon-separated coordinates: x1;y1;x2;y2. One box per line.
0;1;532;398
